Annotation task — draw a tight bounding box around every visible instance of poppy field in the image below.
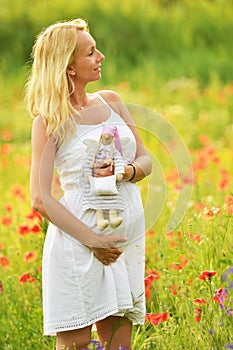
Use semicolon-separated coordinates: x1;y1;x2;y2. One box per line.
0;75;232;349
1;1;233;349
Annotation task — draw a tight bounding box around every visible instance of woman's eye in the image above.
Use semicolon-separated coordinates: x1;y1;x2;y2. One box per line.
88;50;95;56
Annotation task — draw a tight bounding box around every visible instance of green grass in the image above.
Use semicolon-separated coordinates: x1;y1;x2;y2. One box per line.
1;77;233;348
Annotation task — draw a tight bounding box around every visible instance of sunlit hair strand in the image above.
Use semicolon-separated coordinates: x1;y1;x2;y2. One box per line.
25;18;89;147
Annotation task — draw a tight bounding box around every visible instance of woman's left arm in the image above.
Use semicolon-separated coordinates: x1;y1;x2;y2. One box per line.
100;90;152;183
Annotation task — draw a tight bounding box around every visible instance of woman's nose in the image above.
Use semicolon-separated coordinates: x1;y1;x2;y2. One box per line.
97;50;105;62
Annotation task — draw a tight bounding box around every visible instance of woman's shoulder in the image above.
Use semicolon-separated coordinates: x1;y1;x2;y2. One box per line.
31;115;51;144
32;115;47;131
96;90;124;117
97;89;123;104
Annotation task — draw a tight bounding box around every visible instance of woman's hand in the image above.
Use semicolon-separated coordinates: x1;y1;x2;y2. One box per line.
93;161;114;177
90;234;127;249
91;247;123;265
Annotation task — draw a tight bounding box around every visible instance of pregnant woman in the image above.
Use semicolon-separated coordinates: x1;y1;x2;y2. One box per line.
26;18;152;350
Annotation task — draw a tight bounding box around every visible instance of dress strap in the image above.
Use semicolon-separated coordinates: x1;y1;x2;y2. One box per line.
95;92;111;109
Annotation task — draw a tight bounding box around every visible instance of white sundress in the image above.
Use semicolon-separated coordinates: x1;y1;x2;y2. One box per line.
42;93;146;335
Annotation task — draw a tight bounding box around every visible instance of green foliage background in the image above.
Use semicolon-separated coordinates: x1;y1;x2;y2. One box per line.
0;0;233;86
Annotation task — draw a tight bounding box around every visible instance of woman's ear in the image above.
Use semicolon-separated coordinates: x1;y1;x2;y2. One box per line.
67;67;76;76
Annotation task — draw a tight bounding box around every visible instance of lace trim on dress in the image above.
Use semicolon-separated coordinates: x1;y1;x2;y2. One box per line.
44;303;136;335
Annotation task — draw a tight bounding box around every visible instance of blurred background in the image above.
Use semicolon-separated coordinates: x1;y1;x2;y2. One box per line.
1;0;232;84
1;2;233;348
1;0;233;141
0;0;232;143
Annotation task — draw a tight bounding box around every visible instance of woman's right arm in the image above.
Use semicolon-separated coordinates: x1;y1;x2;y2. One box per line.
30;116;127;249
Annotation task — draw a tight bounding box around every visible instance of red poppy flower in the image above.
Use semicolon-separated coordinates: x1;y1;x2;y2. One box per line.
211;156;220;164
207;144;217;156
1;130;12;141
26;209;42;222
170;256;189;271
18;224;30;236
30;224;41;233
169;240;177;249
0;256;10;267
213;288;228;305
166;231;175;239
148;269;161;278
170;263;183;271
19;273;36;283
194;307;202;322
23;251;38;263
144;272;160;299
170;284;181;296
224;195;233;215
194;202;206;212
1;143;12;156
188;233;202;244
193;298;207;305
5;204;12;213
199;134;210;146
11;184;25;201
218;178;230;192
146;230;155;236
177;231;182;240
202;207;221;221
218;169;230;192
145;273;159;287
180;256;189;267
203;208;214;219
193;153;208;172
1;216;13;226
224;195;233;206
145;287;151;300
199;270;217;281
146;312;168;326
144;272;160;284
225;83;233;95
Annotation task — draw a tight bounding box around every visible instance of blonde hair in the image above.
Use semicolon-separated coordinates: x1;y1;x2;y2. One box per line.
25;19;89;146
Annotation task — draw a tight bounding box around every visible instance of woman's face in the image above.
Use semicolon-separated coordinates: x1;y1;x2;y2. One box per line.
73;30;105;83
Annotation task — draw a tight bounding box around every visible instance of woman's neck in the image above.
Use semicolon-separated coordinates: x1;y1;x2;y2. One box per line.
71;90;88;110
